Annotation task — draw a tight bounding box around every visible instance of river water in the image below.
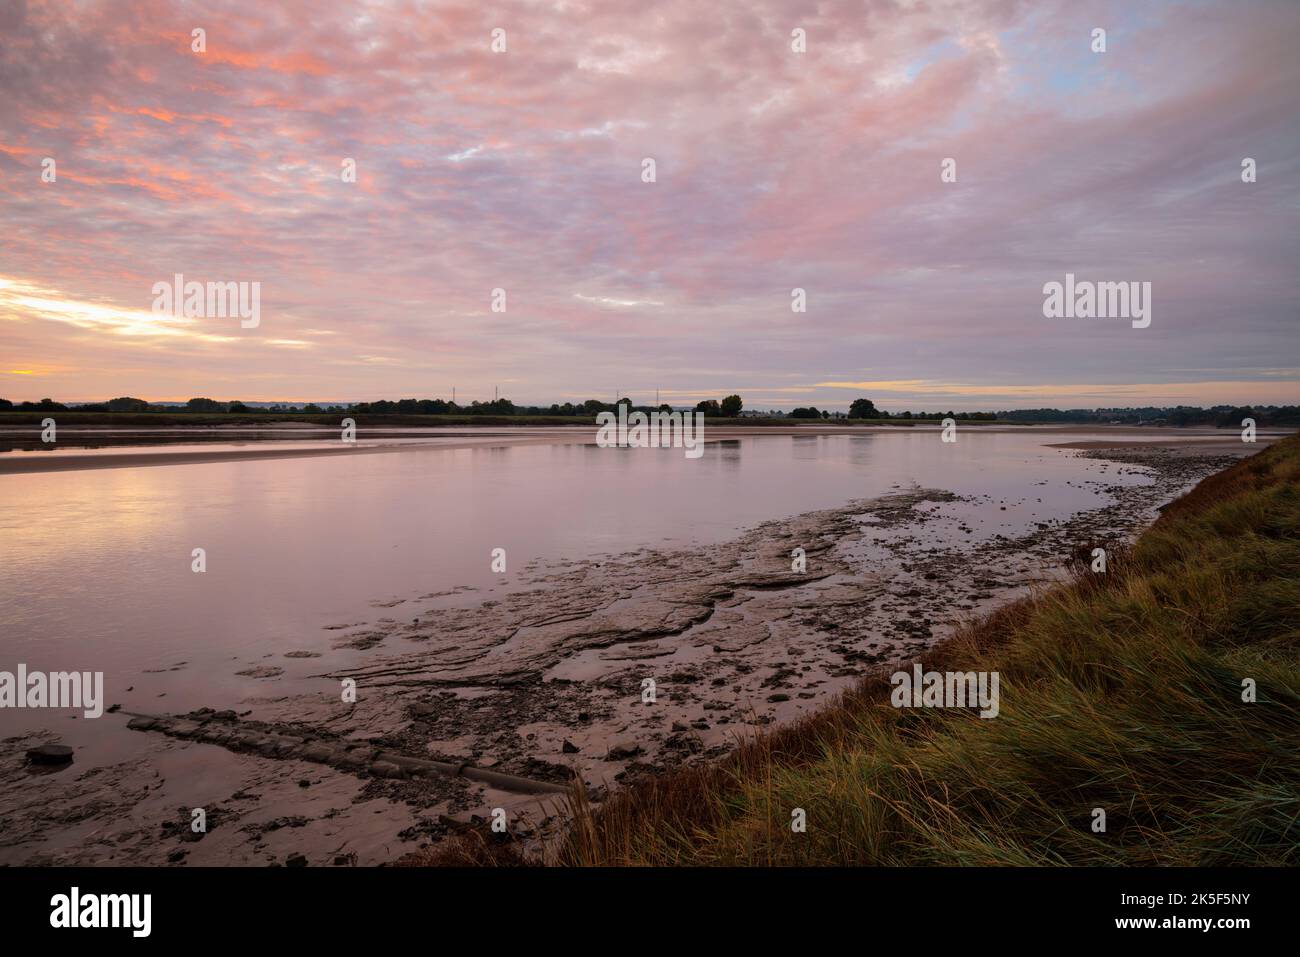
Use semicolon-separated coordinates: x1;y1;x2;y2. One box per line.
0;427;1210;749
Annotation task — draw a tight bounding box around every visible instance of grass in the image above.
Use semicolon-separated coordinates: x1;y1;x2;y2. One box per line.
413;434;1300;867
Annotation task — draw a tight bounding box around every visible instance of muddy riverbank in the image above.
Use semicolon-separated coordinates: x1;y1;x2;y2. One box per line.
0;443;1252;865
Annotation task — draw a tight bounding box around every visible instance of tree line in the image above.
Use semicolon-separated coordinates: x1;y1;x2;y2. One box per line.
3;395;1297;427
0;394;747;417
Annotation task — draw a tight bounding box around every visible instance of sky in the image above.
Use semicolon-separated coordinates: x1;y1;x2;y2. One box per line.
1;0;1297;411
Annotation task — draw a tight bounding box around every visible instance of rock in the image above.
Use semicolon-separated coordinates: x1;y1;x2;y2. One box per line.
606;742;643;760
286;853;308;867
26;744;73;765
671;721;689;732
767;693;790;703
561;740;580;754
167;849;187;863
370;760;406;779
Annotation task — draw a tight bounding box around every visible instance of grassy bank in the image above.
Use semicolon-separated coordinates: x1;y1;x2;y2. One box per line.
424;435;1300;866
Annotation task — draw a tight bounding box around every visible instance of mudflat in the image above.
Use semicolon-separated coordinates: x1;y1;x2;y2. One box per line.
0;440;1260;865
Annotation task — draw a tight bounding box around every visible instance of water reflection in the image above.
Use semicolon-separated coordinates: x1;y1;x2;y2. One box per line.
0;430;1152;742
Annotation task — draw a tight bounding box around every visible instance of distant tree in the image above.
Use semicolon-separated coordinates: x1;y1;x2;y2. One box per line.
185;397;224;412
848;398;878;419
720;394;743;417
107;396;149;412
1218;406;1254;428
302;403;322;413
0;398;12;410
789;407;821;419
695;399;721;415
19;398;68;411
228;401;250;413
822;409;830;419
